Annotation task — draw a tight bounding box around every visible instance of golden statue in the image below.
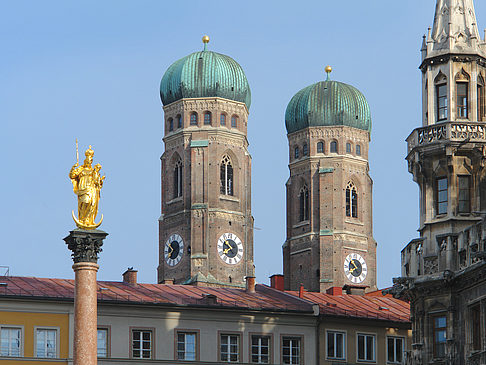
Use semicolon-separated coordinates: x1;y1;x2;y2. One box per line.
69;142;105;230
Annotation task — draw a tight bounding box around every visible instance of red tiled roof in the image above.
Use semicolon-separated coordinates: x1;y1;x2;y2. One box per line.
285;290;410;323
0;276;313;313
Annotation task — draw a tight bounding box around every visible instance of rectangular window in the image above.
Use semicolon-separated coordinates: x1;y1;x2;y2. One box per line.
356;144;361;156
132;329;152;359
437;84;448;121
231;116;237;127
437;177;448;215
472;304;481;351
251;335;270;363
433;315;447;358
327;331;345;360
457;82;468;118
0;327;21;357
36;328;57;358
97;328;108;358
478;84;485;121
220;334;239;362
387;336;404;364
458;175;470;213
177;332;197;361
282;337;301;365
357;333;375;362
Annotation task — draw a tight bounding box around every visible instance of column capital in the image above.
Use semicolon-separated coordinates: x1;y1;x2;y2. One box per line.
64;229;108;264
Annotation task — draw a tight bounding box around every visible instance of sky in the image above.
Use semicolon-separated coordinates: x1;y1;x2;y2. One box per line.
2;0;486;289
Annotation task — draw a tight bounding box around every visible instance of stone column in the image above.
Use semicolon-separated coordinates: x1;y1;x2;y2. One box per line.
64;229;108;365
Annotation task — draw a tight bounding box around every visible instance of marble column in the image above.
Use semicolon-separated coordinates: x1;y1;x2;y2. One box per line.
64;229;107;365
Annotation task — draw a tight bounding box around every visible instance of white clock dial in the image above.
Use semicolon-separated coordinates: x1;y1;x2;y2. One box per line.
344;253;367;284
164;234;184;267
217;232;244;265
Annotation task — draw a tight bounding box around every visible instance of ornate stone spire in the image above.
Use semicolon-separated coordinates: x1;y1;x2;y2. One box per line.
426;0;484;57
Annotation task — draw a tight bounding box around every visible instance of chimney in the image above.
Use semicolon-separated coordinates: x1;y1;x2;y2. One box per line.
299;284;305;298
343;284;368;296
245;276;256;293
163;279;174;285
270;274;284;291
122;267;137;284
326;287;343;296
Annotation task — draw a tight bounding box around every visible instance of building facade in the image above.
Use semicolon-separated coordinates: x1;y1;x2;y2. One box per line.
157;39;254;288
283;71;377;293
391;0;486;364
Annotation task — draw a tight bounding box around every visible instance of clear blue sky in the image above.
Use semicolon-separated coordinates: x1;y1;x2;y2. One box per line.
2;1;485;288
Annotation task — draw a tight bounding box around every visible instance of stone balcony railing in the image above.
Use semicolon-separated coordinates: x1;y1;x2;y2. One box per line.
407;121;486;153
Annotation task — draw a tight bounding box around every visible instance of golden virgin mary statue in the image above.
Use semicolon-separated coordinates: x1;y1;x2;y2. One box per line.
69;145;105;230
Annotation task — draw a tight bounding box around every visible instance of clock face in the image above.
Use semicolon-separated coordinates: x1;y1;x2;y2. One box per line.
164;234;184;267
344;253;367;284
217;233;243;265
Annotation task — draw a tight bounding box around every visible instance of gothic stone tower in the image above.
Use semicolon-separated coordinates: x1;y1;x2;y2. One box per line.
395;1;486;363
157;37;254;287
283;69;377;293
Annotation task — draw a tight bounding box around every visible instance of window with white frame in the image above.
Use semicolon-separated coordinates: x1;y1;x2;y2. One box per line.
177;332;196;360
220;334;239;362
357;333;375;362
387;336;404;364
132;329;152;359
282;337;301;364
97;328;108;358
0;327;21;357
251;335;270;363
36;328;57;358
327;331;345;360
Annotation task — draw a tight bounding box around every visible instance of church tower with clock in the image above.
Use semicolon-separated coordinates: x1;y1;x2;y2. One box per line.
283;67;377;293
157;36;254;287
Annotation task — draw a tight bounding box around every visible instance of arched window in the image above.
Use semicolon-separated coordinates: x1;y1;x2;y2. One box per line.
294;147;300;159
220;155;234;196
330;141;338;153
190;113;198;125
478;75;485;121
204;111;212;125
317;142;324;153
173;159;183;198
220;113;226;126
169;118;174;132
435;72;448;121
456;69;470;119
231;115;238;127
346;142;352;153
303;143;308;156
346;182;358;218
176;115;182;128
356;144;362;156
299;186;309;222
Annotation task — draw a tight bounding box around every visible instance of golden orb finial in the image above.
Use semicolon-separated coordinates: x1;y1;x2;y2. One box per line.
202;35;210;44
325;65;332;74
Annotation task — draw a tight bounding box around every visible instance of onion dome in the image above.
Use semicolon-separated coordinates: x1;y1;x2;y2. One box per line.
285;67;371;134
160;36;251;109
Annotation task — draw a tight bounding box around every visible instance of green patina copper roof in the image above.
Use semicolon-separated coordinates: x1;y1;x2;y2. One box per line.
285;80;371;134
160;50;251;108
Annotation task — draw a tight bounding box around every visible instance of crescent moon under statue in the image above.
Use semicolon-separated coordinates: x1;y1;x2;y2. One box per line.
72;211;103;230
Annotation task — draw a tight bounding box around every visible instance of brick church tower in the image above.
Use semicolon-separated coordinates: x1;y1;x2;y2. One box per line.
283;68;377;292
157;37;254;287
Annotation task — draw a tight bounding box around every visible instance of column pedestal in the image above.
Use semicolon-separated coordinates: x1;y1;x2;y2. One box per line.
64;229;107;365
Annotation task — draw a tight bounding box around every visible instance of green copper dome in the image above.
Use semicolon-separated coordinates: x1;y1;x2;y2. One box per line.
160;50;251;108
285;80;371;134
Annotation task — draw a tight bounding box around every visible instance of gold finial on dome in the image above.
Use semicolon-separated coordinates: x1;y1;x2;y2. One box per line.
325;65;332;81
202;35;210;44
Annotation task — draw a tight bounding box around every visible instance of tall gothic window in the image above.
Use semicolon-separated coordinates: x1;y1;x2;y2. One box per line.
190;113;198;125
435;72;448;122
204;111;212;125
220;155;234;196
456;70;470;119
299;186;309;222
346;182;358;218
173;159;183;198
478;76;485;121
